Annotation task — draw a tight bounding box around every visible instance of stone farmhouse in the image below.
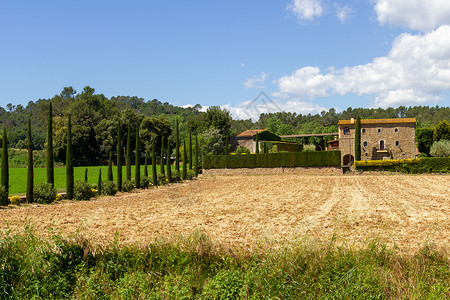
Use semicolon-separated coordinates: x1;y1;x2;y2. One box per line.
338;118;417;165
233;129;281;153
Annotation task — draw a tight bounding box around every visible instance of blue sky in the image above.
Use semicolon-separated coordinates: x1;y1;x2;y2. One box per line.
1;0;449;119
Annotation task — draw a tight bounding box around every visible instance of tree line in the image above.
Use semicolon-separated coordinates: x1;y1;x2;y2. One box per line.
0;86;449;163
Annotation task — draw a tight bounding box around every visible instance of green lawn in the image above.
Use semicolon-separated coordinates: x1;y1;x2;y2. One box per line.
8;165;176;196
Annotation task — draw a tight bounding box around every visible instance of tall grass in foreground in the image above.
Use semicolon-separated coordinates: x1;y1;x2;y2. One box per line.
0;226;448;299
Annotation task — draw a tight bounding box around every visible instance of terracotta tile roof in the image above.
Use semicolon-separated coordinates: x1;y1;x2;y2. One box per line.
338;118;416;125
236;129;266;137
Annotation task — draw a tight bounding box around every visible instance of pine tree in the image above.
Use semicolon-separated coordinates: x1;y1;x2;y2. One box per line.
126;120;132;180
144;151;148;177
152;139;157;186
135;120;141;189
66;115;74;200
26;119;34;203
1;127;9;205
182;139;187;180
160;136;165;175
166;140;172;182
255;133;259;154
84;168;88;182
175;118;180;173
355;116;361;161
195;135;199;177
107;152;113;181
98;169;102;195
117;120;122;191
189;132;193;169
47;102;54;187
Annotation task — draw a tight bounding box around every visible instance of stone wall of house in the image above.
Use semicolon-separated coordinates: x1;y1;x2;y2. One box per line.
338;122;416;163
236;137;256;153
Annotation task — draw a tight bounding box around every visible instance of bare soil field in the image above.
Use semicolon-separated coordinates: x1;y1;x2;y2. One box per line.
1;173;449;251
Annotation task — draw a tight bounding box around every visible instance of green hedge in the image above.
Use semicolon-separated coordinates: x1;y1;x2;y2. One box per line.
355;157;450;173
203;151;341;169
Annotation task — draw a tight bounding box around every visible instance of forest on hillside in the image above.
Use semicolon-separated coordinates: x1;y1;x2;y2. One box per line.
0;86;448;165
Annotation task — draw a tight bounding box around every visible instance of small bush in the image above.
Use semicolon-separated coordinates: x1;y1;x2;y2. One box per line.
186;169;195;180
73;181;93;201
303;144;316;151
0;185;7;205
140;176;150;188
55;194;62;201
34;183;57;204
10;195;21;205
235;146;250;155
157;173;166;185
430;140;450;157
172;170;181;182
122;179;134;192
102;181;118;196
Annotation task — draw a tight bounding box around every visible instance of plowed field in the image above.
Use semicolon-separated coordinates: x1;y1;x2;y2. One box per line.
1;174;449;251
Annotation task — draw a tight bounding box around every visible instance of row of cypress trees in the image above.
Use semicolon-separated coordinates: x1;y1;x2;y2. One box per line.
1;109;200;205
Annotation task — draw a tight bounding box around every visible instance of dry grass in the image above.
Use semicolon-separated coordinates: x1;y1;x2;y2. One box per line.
1;173;449;252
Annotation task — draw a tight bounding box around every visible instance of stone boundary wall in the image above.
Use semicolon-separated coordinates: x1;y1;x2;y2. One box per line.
202;167;342;176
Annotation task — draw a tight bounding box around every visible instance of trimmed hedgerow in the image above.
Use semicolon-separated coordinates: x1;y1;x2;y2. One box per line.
203;151;341;169
355;157;450;173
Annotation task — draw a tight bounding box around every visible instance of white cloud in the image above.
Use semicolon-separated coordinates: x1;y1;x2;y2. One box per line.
243;72;268;89
287;0;324;21
240;62;245;68
334;3;353;23
221;98;325;120
182;104;208;112
275;25;450;107
375;0;450;30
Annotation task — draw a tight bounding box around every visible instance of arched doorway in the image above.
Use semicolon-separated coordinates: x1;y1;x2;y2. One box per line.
343;154;354;165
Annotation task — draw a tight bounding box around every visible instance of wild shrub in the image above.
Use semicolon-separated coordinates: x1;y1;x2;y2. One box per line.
55;194;62;201
172;170;181;182
122;179;134;192
34;182;57;204
102;181;118;196
157;173;166;185
430;140;450;157
186;169;195;180
235;146;250;155
140;176;150;188
73;181;93;200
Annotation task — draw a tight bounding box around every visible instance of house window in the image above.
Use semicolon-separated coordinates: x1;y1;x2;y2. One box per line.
363;141;367;147
362;129;366;133
343;127;350;135
380;140;385;150
395;141;399;146
395;128;398;132
378;128;381;133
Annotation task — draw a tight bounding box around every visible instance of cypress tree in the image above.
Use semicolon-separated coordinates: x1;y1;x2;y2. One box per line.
84;168;88;182
144;151;148;177
135;120;141;189
160;136;165;175
47;102;54;187
98;169;102;195
182;139;187;180
26;119;34;203
66;115;74;200
152;139;157;186
355;116;361;161
194;135;199;177
126;120;132;180
175;118;180;172
166;140;171;182
1;127;9;203
255;133;259;154
107;152;113;181
117;120;122;191
189;132;193;169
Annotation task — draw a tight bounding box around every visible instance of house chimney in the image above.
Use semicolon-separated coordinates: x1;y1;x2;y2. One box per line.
350;118;355;124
